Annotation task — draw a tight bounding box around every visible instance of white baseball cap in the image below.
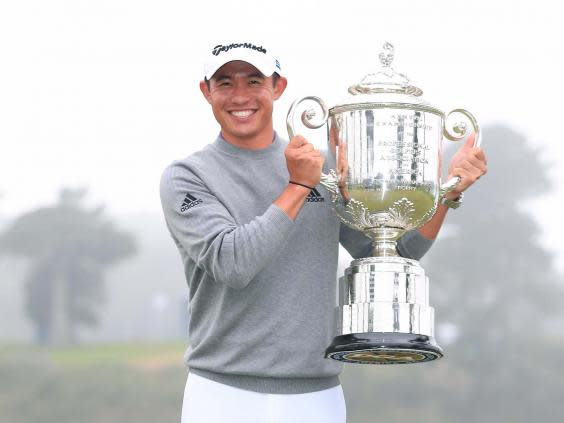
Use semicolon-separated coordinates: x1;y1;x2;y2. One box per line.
203;42;282;80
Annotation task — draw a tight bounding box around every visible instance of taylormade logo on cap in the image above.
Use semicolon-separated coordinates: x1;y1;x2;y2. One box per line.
204;41;282;79
212;43;267;56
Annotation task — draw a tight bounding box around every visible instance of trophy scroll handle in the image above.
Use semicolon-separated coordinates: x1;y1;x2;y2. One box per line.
440;108;481;197
286;96;338;192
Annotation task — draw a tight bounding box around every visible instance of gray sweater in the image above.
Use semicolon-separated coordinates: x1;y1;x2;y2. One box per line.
159;133;433;394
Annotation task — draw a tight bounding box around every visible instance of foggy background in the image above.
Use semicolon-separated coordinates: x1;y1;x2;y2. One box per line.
1;1;563;422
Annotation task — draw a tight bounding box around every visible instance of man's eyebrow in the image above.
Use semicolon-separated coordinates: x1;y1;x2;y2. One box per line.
213;74;231;81
214;72;265;81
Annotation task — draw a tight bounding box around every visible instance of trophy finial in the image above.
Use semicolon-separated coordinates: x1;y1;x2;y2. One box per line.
379;42;395;68
350;41;421;96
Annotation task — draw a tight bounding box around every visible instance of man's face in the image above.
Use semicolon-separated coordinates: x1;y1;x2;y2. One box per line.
200;61;287;147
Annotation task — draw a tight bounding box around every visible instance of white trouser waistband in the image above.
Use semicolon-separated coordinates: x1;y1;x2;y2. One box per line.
181;372;347;423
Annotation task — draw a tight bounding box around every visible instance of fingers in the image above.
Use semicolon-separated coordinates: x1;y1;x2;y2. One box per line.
459;134;487;169
469;148;487;172
451;163;483;185
462;132;476;150
289;135;307;148
474;147;487;166
447;138;488;197
448;157;487;194
300;143;315;154
285;136;325;187
458;150;487;175
289;135;318;156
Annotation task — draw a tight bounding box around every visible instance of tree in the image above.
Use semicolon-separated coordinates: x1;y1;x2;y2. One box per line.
341;125;564;422
0;188;137;345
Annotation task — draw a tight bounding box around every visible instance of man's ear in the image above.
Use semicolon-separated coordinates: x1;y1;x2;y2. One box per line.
200;80;212;104
273;76;288;101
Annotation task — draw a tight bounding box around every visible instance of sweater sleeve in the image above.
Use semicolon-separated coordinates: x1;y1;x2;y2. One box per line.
339;224;373;259
396;229;434;261
159;163;294;290
339;225;434;261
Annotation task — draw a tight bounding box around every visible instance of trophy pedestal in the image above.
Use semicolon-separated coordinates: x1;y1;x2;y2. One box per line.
326;256;443;364
325;332;442;364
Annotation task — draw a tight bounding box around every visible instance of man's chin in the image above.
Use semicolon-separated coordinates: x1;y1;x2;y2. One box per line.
222;129;259;142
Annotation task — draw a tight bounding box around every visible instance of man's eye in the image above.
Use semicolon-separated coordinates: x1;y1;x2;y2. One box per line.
249;79;263;85
215;80;231;87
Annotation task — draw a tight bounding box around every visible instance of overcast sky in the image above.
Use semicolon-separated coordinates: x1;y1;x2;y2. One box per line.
1;0;563;269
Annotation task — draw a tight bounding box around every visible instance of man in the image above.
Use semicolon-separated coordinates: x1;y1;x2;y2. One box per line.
160;42;487;423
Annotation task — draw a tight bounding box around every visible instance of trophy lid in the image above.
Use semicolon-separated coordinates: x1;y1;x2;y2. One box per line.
332;42;436;113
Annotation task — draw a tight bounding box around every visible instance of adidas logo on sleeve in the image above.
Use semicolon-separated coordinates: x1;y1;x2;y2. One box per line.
306;188;325;203
180;193;203;212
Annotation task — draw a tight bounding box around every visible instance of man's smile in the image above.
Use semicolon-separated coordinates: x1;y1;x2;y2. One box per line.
229;109;257;120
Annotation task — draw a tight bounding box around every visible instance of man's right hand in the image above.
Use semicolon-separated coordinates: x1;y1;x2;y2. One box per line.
284;135;324;187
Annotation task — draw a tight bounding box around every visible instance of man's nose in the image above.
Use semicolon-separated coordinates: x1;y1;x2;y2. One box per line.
230;82;251;103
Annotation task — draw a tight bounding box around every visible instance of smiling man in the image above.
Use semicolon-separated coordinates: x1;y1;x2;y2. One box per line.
199;60;285;150
159;41;486;423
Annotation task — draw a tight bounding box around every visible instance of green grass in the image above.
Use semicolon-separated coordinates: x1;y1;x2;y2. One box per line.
51;341;185;366
0;342;188;423
1;341;185;366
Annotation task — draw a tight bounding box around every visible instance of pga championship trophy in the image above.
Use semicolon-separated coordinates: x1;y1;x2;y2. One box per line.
287;43;481;365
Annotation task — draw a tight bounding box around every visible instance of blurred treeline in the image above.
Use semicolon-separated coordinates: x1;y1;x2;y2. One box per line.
1;125;563;422
342;125;564;422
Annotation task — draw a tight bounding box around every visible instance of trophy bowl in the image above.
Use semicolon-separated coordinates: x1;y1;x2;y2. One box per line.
287;42;481;364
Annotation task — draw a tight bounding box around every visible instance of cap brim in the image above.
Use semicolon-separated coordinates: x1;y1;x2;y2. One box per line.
205;61;275;80
204;49;279;80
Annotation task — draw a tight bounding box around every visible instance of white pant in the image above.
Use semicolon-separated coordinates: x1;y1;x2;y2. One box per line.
181;372;347;423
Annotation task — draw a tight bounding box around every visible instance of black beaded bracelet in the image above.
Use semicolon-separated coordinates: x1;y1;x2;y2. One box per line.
289;180;314;190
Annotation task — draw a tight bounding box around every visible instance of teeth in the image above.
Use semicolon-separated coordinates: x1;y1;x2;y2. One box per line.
231;110;254;118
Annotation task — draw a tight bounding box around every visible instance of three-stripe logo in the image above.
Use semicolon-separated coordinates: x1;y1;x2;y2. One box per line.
180;193;203;212
306;188;325;203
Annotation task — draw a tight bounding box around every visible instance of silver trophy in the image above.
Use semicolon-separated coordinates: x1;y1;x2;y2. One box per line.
287;42;481;364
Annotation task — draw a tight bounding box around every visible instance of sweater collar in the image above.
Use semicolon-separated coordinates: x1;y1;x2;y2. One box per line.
212;132;284;158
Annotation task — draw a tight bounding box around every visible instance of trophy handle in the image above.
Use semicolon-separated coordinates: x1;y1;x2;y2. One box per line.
286;96;336;188
286;95;329;138
440;108;481;197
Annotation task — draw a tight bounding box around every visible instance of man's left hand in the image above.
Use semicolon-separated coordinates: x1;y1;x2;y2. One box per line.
445;132;488;200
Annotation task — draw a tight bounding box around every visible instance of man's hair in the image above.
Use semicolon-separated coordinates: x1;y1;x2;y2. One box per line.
205;72;280;90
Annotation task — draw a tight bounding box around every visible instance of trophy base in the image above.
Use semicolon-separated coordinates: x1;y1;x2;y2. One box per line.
325;332;443;364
